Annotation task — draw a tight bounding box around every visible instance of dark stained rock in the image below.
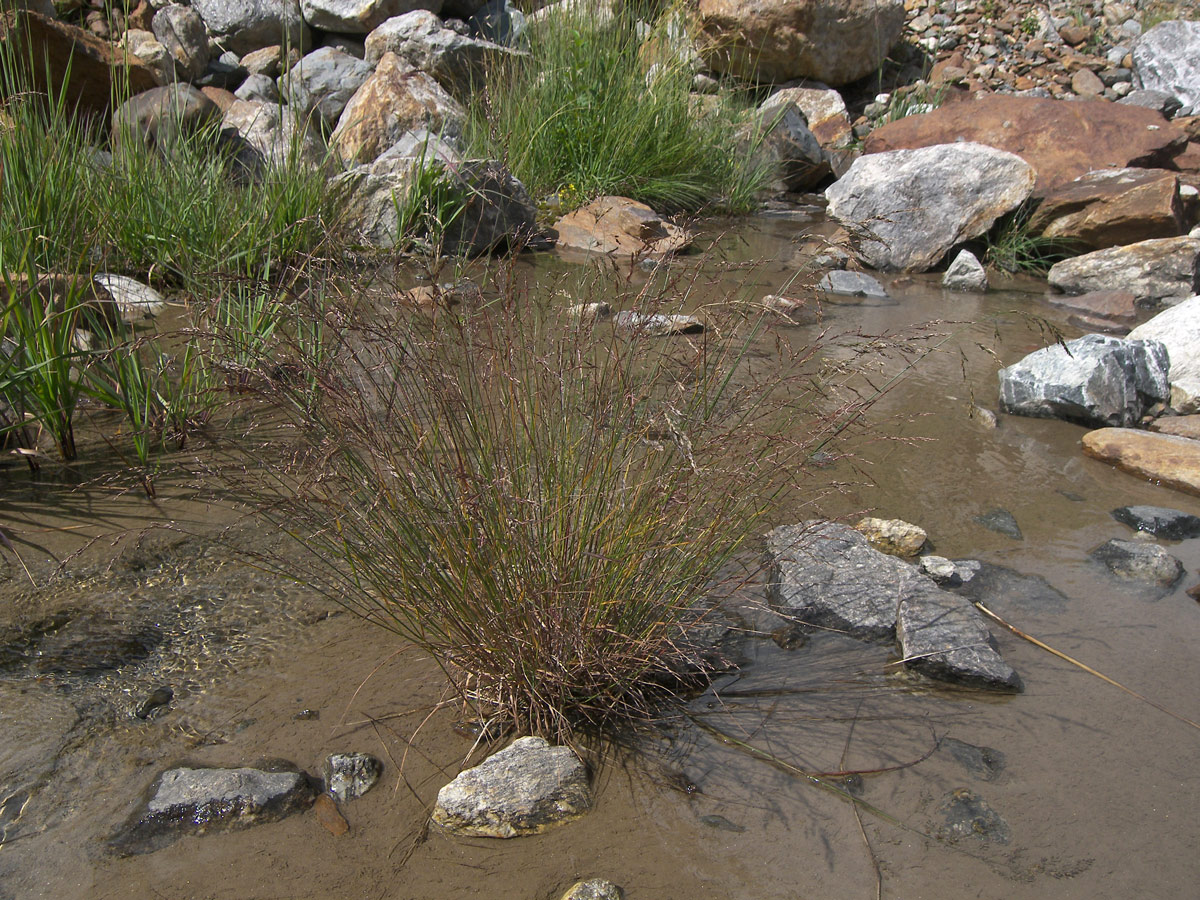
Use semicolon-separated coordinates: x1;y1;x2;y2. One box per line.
1090;539;1184;589
1028;168;1185;251
113;762;317;855
936;788;1011;844
1111;505;1200;540
897;586;1021;691
1082;428;1200;497
863;94;1189;194
940;738;1006;782
951;561;1069;615
973;508;1023;541
440;160;538;255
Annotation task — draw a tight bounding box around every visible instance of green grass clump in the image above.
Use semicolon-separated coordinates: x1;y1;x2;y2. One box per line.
981;204;1080;275
465;3;765;213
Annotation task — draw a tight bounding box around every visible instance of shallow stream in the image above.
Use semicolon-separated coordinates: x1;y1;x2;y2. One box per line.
1;213;1197;900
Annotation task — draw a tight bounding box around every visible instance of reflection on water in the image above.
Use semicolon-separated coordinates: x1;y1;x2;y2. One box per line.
1;214;1198;899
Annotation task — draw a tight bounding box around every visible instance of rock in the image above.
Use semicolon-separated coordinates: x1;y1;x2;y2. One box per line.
825;143;1034;272
1090;539;1184;588
1029;168;1185;251
220;100;326;172
331;54;465;165
398;280;482;309
364;9;514;95
300;0;442;34
1111;505;1200;540
278;47;373;129
323;753;382;802
613;311;704;336
199;85;237;114
431;736;591;837
1149;414;1200;440
758;293;820;324
1132;20;1200;116
741;99;828;192
373;129;462;171
897;583;1021;691
951;561;1069;615
468;0;525;47
998;333;1170;428
693;0;907;87
0;9;159;121
919;555;978;587
192;0;309;57
764;84;852;150
863;94;1189;194
198;51;249;92
440;159;538;254
337;167;414;246
940;738;1005;781
1128;296;1200;412
1071;67;1105;96
234;72;280;103
1120;88;1184;116
152;3;210;82
31;610;163;675
936;788;1011;844
942;250;988;292
313;793;349;835
1047;236;1200;306
854;516;927;557
1046;290;1138;327
113;763;316;855
560;880;624;900
135;686;174;720
768;521;1018;689
241;45;286;77
973;508;1023;541
568;302;612;324
111;84;221;154
817;270;888;298
552;196;692;259
93;274;168;321
1081;428;1200;497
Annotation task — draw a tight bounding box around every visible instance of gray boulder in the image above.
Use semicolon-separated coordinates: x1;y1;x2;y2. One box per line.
1128;295;1200;411
432;736;591;837
1132;19;1200;116
113;763;316;855
1112;505;1200;540
743;99;828;192
338;167;414;247
1047;237;1200;307
192;0;310;57
997;333;1170;427
1118;88;1184;117
235;72;281;103
372;129;462;171
300;0;442;34
364;10;515;95
220;100;327;176
111;84;221;154
817;269;888;299
825;143;1035;272
1090;539;1184;589
767;522;1018;690
278;47;373;129
152;4;210;82
943;249;988;292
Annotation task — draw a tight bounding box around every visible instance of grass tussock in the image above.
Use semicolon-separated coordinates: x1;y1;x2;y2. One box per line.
465;2;766;213
232;264;922;740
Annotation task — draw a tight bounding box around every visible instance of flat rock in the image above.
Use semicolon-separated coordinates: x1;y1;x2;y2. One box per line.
825;143;1034;272
693;0;906;86
818;270;888;298
114;763;316;855
1046;290;1138;326
552;197;691;259
613;310;704;336
1082;428;1200;497
936;788;1011;844
1048;237;1200;307
431;736;591;838
864;94;1189;194
1111;505;1200;540
1133;19;1200;116
301;0;443;34
1149;415;1200;440
1128;295;1200;412
1090;538;1184;588
897;587;1021;691
998;333;1169;428
1028;168;1185;251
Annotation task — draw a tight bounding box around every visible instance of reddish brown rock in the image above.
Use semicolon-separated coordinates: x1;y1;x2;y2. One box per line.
552;197;692;259
1149;416;1200;440
313;794;349;837
1071;68;1105;97
0;8;158;123
1046;289;1138;324
199;86;236;114
864;94;1189;193
1029;168;1185;250
1081;428;1200;496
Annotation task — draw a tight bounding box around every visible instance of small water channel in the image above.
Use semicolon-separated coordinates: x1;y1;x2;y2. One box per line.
1;212;1197;899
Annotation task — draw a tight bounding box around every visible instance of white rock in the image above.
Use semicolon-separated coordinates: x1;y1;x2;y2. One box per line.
1128;294;1200;413
942;249;988;292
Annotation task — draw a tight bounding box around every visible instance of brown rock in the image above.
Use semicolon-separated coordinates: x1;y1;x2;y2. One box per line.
1071;67;1105;97
1029;168;1185;250
1046;289;1138;324
127;0;154;32
552;197;692;259
864;94;1189;193
1047;236;1200;305
1173;142;1200;175
1148;416;1200;440
694;0;907;86
199;86;236;114
0;8;158;123
1081;428;1200;496
241;45;284;77
313;794;349;836
1058;23;1093;46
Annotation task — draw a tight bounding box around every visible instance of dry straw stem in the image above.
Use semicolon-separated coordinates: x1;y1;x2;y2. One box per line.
228;260;936;742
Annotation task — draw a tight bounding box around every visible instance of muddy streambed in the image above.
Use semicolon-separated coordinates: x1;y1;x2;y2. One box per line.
1;215;1198;899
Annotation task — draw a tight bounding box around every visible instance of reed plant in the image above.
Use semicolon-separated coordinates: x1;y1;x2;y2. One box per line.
234;263;917;740
465;2;766;212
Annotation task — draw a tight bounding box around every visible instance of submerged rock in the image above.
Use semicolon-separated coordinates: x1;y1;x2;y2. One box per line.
951;562;1070;615
432;736;591;837
1090;539;1184;589
940;738;1006;782
997;333;1170;428
323;753;382;802
817;270;888;299
113;762;316;855
973;508;1023;541
1111;505;1200;540
936;787;1011;844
